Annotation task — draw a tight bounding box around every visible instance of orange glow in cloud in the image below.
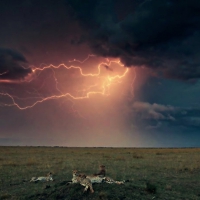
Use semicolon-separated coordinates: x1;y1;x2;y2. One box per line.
0;55;131;110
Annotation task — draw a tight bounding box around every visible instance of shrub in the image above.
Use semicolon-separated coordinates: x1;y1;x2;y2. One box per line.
0;193;12;199
145;181;157;194
2;161;18;167
132;154;143;159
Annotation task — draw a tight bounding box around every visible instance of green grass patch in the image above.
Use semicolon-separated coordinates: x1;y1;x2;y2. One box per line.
0;147;200;199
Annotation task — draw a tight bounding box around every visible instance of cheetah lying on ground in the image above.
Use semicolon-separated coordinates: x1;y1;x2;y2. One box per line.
86;165;106;183
91;165;125;184
103;176;125;184
30;172;53;182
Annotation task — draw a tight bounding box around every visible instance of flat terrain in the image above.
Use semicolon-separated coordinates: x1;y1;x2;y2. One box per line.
0;147;200;200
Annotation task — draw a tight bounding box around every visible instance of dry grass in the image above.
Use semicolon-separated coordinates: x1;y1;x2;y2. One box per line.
132;153;144;159
115;156;126;161
0;147;200;200
25;159;38;166
2;161;19;167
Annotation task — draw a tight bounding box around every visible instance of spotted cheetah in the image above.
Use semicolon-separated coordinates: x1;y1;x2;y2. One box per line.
72;170;94;193
30;172;53;182
93;165;106;177
85;165;106;183
92;165;125;184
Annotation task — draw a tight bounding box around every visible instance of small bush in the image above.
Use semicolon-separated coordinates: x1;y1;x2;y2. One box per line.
146;181;157;194
155;152;163;155
0;193;12;199
98;191;108;200
115;156;126;161
165;184;172;191
132;154;143;159
26;159;37;166
2;161;18;167
102;155;112;159
84;152;91;154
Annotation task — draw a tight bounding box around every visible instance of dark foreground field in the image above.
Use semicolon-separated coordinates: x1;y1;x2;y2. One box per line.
0;147;200;200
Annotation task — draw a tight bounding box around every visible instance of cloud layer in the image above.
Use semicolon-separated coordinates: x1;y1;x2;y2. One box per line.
68;0;200;80
0;48;30;81
130;101;200;131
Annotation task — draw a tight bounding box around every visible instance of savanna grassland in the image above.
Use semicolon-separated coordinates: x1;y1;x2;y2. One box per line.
0;147;200;200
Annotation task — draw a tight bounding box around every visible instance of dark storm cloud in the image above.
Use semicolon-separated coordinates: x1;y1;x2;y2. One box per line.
0;48;30;80
132;101;176;121
131;101;200;131
67;0;200;80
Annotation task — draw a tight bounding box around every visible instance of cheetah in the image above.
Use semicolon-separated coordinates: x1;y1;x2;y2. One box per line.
86;165;124;184
72;170;94;193
30;172;53;182
86;165;106;183
93;165;106;177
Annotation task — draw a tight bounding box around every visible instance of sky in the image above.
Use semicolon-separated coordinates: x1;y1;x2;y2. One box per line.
0;0;200;147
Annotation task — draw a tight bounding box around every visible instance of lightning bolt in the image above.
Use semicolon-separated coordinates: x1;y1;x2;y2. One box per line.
0;55;133;112
0;71;9;76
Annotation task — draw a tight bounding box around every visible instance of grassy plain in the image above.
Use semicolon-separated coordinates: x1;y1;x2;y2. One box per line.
0;147;200;200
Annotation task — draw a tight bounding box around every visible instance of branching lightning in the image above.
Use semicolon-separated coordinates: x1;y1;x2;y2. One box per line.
0;55;133;111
